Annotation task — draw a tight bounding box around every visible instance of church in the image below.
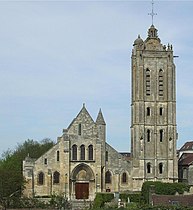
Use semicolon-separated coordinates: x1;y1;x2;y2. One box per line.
23;23;178;200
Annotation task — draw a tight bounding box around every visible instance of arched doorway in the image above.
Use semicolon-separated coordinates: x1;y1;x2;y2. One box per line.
71;164;95;200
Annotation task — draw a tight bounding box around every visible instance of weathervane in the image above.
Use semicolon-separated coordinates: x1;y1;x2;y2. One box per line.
148;0;157;25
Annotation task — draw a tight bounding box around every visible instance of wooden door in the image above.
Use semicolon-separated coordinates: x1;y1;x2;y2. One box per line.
75;183;89;199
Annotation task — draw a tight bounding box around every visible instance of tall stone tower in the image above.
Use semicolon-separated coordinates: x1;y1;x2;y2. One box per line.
131;25;178;189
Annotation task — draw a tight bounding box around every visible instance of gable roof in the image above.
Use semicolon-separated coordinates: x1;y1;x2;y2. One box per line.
179;141;193;151
178;153;193;166
67;104;95;129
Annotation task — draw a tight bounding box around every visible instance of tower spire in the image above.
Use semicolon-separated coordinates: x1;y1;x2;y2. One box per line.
96;109;106;125
148;0;157;26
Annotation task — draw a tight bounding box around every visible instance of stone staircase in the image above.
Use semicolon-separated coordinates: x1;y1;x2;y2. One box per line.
70;200;92;210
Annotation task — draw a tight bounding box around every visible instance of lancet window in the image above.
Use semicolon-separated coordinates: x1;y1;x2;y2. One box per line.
105;171;112;184
53;171;60;184
88;145;93;160
80;144;85;160
72;144;77;160
38;172;44;185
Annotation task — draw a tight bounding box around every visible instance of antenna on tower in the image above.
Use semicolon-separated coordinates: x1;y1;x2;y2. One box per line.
148;0;157;26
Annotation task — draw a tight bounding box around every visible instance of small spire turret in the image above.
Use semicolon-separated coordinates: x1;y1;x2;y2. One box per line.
148;24;158;38
96;109;106;125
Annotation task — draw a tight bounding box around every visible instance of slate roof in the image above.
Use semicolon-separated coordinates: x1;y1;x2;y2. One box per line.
179;141;193;151
178;153;193;166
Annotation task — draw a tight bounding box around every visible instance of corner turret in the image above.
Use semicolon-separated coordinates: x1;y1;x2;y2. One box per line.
96;109;106;125
96;109;106;142
133;35;144;46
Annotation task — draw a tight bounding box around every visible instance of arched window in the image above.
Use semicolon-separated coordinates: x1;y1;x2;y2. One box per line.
147;129;151;142
57;151;59;162
38;172;44;185
105;171;112;184
80;145;85;160
160;129;163;142
147;107;150;116
122;172;127;183
147;163;151;173
53;171;60;184
72;144;77;160
88;145;93;160
159;163;163;174
146;69;151;96
159;69;164;96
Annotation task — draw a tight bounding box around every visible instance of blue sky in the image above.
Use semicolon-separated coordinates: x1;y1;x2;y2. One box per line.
0;0;193;156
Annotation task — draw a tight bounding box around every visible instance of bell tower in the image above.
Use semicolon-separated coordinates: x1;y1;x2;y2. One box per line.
130;24;178;187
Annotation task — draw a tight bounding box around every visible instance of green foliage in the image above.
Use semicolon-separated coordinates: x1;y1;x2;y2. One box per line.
7;196;48;209
92;193;114;208
120;192;141;203
90;205;193;210
125;202;139;210
141;181;190;204
49;192;69;209
0;138;54;209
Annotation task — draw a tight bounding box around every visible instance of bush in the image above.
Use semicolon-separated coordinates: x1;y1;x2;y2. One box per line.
92;193;114;209
120;192;141;203
7;196;48;209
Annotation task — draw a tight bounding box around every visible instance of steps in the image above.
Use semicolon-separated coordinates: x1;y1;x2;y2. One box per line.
71;200;92;210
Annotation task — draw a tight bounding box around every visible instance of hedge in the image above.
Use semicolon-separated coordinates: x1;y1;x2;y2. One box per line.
120;192;141;203
141;181;190;204
92;193;114;208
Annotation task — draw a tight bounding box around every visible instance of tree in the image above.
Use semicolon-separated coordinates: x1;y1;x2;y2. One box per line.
0;138;54;209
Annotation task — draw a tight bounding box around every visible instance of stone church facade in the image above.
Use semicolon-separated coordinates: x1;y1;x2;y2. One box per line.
23;24;178;200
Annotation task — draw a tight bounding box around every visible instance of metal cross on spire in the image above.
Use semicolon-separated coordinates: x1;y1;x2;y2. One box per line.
148;0;157;25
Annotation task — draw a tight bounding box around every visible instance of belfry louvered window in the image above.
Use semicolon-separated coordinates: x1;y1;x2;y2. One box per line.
146;69;151;96
159;69;164;96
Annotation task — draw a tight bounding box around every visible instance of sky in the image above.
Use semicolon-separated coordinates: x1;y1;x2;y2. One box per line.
0;0;193;156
